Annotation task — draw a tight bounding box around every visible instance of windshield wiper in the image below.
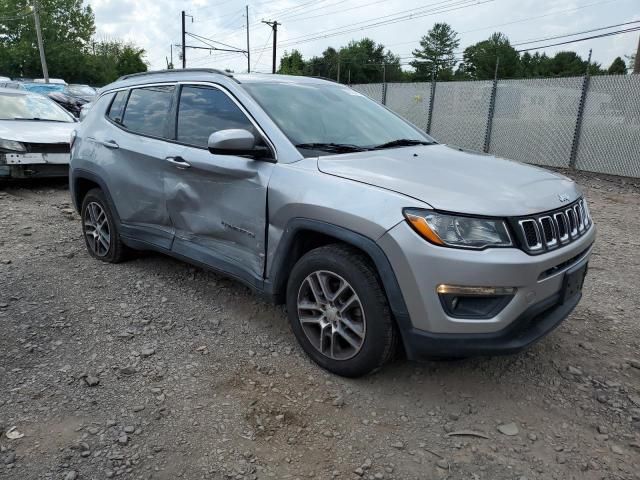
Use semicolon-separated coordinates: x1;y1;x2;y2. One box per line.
11;117;69;122
372;139;435;150
295;142;369;153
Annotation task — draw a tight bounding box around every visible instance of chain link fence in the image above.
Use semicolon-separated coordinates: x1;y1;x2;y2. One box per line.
352;74;640;178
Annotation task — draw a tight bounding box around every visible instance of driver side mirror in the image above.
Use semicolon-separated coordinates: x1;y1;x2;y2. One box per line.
207;129;272;159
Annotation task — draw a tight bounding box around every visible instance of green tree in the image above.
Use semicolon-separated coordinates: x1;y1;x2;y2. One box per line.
519;52;550;77
335;38;402;83
607;56;627;74
278;49;306;75
462;33;520;80
410;23;459;81
0;0;146;84
298;38;402;83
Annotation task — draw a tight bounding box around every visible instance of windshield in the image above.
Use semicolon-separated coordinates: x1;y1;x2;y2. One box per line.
0;92;74;122
21;83;66;94
242;82;434;156
67;85;96;97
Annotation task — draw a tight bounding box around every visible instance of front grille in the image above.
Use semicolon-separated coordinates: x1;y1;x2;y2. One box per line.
512;199;592;254
25;143;70;154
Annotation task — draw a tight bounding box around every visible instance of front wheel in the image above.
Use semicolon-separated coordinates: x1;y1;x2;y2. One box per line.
81;188;128;263
286;244;398;377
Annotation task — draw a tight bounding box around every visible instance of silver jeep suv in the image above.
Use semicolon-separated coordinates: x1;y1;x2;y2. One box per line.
69;69;595;377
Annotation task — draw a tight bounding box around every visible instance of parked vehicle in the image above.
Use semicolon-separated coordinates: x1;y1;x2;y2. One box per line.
66;84;97;102
33;78;67;84
69;69;595;377
0;76;11;82
18;83;88;117
0;81;24;90
0;87;76;179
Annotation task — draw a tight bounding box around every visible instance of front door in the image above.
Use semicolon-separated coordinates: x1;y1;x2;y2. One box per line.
165;84;274;283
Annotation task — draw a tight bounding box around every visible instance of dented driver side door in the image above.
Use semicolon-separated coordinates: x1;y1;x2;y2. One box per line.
165;84;274;282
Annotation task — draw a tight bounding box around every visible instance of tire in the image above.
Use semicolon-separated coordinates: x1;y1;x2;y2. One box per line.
80;188;128;263
286;244;398;377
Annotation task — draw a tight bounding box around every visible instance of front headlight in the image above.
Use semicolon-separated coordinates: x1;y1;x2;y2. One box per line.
0;139;26;152
404;209;512;249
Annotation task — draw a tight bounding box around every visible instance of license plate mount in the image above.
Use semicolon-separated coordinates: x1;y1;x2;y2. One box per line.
562;262;588;303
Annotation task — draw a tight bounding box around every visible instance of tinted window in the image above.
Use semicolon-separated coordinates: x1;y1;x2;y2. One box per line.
108;90;129;123
122;85;174;137
177;85;254;148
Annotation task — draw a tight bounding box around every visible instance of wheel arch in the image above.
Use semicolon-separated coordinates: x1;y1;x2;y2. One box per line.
71;169;121;224
266;218;411;331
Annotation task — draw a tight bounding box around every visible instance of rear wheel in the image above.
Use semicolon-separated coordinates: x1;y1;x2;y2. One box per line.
286;244;398;377
81;188;128;263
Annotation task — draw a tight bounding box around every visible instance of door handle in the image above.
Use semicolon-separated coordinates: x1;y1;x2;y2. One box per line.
101;139;119;149
166;156;191;169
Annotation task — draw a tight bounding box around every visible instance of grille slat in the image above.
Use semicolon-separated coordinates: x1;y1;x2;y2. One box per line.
515;199;592;254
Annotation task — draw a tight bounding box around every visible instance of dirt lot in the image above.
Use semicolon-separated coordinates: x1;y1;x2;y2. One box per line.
1;170;639;480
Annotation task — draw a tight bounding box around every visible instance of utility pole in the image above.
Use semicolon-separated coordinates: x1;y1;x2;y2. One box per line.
336;54;340;83
32;0;49;83
634;35;640;74
585;48;592;75
262;20;280;74
181;10;186;69
246;5;251;73
170;44;174;69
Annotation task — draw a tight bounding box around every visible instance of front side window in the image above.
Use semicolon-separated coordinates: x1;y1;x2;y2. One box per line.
177;85;255;148
121;85;174;137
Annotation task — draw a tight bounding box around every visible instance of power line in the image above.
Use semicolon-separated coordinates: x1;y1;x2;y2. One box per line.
384;0;620;48
511;20;640;47
253;30;273;71
515;26;640;52
244;0;493;56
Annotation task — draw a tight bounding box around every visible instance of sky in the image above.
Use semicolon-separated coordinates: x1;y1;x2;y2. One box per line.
89;0;640;74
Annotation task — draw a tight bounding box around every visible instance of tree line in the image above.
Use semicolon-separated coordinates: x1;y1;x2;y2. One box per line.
0;0;147;85
278;23;634;84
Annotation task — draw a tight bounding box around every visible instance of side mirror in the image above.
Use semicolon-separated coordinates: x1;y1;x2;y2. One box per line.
207;129;272;159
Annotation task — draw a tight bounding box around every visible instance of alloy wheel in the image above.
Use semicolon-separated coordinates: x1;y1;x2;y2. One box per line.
297;270;366;360
83;201;111;257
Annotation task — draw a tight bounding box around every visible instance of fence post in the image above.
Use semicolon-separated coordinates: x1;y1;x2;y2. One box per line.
483;57;500;153
569;52;592;169
426;66;437;134
382;82;387;105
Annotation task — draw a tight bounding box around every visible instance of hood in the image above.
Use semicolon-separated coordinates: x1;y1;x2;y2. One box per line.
317;144;581;217
0;120;76;144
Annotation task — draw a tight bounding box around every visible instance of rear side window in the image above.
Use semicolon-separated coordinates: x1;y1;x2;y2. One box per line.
121;85;175;137
107;90;128;124
177;85;255;148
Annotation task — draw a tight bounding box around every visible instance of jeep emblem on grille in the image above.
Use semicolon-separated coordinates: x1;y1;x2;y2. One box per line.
558;194;570;203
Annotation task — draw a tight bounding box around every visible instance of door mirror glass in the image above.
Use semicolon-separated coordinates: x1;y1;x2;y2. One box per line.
208;129;271;158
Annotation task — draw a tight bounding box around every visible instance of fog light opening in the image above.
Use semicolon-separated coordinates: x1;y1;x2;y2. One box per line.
436;285;516;319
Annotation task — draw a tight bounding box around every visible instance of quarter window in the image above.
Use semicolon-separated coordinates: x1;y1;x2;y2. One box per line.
107;90;129;124
121;85;175;137
177;85;255;148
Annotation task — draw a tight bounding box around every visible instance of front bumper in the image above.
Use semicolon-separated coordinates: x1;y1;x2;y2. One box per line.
402;289;580;359
378;220;595;357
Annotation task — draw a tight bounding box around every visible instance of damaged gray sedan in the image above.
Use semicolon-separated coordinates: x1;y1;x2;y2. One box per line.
0;87;76;179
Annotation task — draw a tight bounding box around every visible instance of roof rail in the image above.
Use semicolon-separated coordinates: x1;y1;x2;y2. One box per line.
117;68;233;82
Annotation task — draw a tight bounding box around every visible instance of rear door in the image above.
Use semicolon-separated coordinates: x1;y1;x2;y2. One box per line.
165;83;275;283
100;84;181;249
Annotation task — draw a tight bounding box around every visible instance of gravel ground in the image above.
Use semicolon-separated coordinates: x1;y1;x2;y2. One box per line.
1;170;639;480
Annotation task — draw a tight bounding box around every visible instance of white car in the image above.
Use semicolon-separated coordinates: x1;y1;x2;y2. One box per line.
0;87;77;179
33;78;67;85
